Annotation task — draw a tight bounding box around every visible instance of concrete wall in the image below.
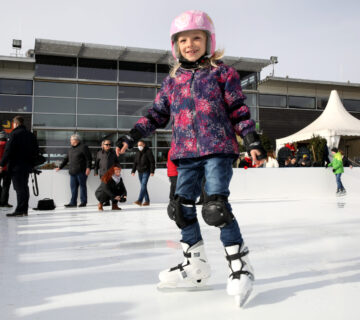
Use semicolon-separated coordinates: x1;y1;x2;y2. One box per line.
7;168;360;209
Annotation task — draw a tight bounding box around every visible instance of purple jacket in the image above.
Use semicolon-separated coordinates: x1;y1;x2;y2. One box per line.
134;62;255;161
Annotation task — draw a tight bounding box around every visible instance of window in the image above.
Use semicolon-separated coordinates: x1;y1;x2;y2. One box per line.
118;86;156;100
241;73;257;90
288;96;315;109
33;114;76;127
77;99;117;115
0;95;32;112
78;84;117;99
76;131;117;147
77;115;117;129
157;64;170;84
156;132;172;148
0;79;33;95
78;58;117;81
317;97;328;110
118;115;141;129
259;94;287;108
118;61;155;83
35;130;75;146
343;99;360;112
244;93;257;107
34;97;76;113
118;100;153;116
34;81;76;97
35;55;77;78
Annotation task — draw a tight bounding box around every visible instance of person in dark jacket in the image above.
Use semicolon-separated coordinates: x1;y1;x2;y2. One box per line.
131;140;155;206
94;140;120;178
95;165;127;211
167;149;178;201
56;134;92;208
0;116;39;216
0;131;12;208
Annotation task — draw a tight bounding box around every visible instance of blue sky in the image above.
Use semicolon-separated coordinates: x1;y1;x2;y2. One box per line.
1;0;359;83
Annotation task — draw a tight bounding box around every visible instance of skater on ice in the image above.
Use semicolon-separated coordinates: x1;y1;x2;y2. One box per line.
116;9;266;307
327;147;346;196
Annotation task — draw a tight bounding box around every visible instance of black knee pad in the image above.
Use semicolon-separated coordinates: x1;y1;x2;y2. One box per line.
202;195;234;228
167;197;197;229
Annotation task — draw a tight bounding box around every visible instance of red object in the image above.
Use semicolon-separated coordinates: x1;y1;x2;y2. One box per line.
167;150;178;177
0;141;7;171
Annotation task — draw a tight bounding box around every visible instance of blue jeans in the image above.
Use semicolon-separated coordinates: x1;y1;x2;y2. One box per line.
335;173;344;190
138;171;150;203
175;155;243;247
70;172;88;205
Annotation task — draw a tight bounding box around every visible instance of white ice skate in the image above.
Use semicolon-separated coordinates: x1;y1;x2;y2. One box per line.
225;242;254;307
157;240;211;291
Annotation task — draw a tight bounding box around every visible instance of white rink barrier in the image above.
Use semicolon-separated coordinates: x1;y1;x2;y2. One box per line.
7;168;360;208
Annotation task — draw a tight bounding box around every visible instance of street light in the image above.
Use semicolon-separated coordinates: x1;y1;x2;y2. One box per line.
270;56;278;76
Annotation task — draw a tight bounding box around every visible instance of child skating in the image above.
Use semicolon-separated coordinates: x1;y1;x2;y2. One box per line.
116;10;266;307
327;147;346;196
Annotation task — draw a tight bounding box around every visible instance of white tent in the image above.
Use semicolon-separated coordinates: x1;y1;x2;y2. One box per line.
276;90;360;153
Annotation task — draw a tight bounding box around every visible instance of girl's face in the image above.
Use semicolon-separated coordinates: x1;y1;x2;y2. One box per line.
114;168;121;176
177;30;207;62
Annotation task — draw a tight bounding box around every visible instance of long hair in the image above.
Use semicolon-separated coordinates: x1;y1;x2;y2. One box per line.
169;49;225;78
101;165;122;184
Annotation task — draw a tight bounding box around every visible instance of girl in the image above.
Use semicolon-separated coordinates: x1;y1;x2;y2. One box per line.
95;165;127;211
117;10;265;306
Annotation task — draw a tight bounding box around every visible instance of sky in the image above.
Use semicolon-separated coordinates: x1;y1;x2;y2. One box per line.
1;0;360;83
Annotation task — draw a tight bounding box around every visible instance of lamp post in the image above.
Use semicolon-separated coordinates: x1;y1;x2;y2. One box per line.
270;56;278;76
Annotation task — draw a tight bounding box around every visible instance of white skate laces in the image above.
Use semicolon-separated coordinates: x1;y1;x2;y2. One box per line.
225;242;254;307
157;240;211;289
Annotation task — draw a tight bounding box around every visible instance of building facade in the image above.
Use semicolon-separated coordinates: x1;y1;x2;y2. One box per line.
0;39;270;168
258;77;360;152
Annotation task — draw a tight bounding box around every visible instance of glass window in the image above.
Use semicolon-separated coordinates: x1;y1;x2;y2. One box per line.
33;113;76;127
118;100;152;116
35;130;75;146
0;112;31;129
317;97;328;110
241;73;257;90
0;79;33;95
77;131;117;147
259;94;287;108
77;115;117;129
156;148;169;166
118;85;156;100
35;55;77;78
157;64;170;84
38;147;69;167
244;93;257;107
118;61;155;83
249;106;258;121
34;97;76;113
0;95;32;112
118;115;141;129
34;81;76;97
78;58;117;81
288;96;315;109
156;132;172;148
343;99;360;112
78;84;117;99
77;99;117;115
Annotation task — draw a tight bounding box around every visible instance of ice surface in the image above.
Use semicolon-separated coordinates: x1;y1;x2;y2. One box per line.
1;197;359;320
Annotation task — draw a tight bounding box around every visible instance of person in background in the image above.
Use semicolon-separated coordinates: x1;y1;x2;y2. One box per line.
327;147;346;196
340;150;353;169
298;154;312;167
286;157;298;167
0;131;12;208
167;149;178;201
0;116;39;217
264;150;279;168
131;140;155;206
94;139;120;206
95;165;127;211
56;134;92;208
277;143;295;167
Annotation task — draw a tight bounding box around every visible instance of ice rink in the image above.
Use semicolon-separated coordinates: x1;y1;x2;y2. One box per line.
1;196;359;320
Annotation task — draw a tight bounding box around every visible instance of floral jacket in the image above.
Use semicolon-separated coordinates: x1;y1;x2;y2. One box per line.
134;62;255;161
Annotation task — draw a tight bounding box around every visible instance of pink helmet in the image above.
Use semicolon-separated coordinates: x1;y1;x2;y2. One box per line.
170;10;216;59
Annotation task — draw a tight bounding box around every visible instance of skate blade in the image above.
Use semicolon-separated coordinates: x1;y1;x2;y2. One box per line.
157;282;212;292
235;286;253;308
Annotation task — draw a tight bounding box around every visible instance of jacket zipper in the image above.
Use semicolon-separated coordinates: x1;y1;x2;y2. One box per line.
189;70;200;155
